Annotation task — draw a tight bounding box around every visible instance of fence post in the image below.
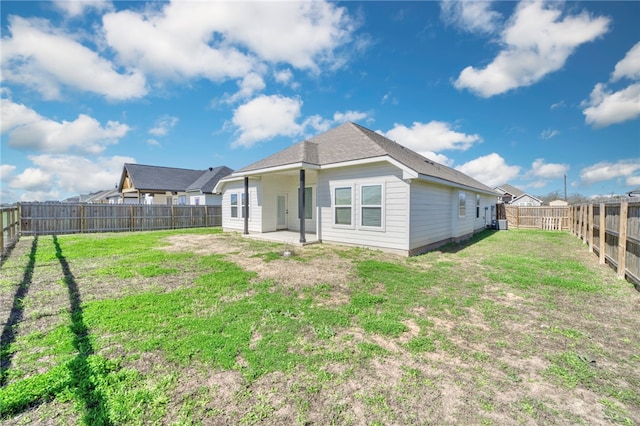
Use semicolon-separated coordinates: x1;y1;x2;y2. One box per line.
581;204;587;243
204;205;208;227
599;203;606;264
129;205;134;231
588;204;593;253
618;202;628;279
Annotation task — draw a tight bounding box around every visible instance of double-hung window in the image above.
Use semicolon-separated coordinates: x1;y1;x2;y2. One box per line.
476;194;480;218
230;193;238;218
231;192;248;218
334;187;352;225
361;184;382;228
459;191;466;217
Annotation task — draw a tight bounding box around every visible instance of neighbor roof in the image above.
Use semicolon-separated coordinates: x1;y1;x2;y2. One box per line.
120;163;232;193
494;183;525;198
236;122;494;193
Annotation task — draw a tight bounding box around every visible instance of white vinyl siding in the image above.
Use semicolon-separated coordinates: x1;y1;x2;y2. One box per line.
409;181;453;249
220;181;261;233
318;163;408;252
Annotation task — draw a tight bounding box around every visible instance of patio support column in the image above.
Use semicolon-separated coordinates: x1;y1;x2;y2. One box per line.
299;169;306;243
243;176;249;235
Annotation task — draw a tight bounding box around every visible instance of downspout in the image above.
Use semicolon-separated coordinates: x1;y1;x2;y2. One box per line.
243;176;249;235
299;169;306;243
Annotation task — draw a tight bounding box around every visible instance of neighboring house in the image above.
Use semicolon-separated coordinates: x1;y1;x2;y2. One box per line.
214;122;497;256
549;199;568;206
628;187;640;197
118;163;233;205
494;184;542;206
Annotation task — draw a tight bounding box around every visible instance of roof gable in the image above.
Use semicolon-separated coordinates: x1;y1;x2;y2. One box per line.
235;122;494;194
120;163;232;193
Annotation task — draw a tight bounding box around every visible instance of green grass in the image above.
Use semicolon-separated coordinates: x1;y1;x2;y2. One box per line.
1;228;638;425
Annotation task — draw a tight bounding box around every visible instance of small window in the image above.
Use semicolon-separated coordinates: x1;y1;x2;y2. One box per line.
476;194;480;218
195;197;200;206
361;185;382;227
298;187;313;219
334;187;352;225
230;193;238;218
459;191;466;217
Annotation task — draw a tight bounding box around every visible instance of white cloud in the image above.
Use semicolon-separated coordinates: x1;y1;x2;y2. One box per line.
224;73;267;104
455;2;609;97
231;95;304;148
274;69;294;85
612;41;640;82
530;158;569;179
582;83;640;127
103;1;355;85
1;99;130;154
455;153;521;188
333;110;368;123
1;16;146;100
627;175;640;186
53;0;112;17
440;0;502;35
540;129;559;139
149;115;179;136
1;164;17;181
579;159;640;186
8;154;134;202
550;101;566;110
383;121;482;158
582;43;640;127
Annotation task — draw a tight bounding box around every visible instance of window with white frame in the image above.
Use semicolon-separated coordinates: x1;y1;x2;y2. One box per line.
459;191;466;217
361;184;382;228
230;193;238;218
230;192;247;218
334;186;352;225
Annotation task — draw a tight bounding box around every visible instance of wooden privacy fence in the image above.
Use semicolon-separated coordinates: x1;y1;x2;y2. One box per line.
569;201;639;284
1;206;21;256
19;203;222;236
503;205;569;230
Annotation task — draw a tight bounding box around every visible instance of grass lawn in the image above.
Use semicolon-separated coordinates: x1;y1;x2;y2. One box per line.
1;228;638;425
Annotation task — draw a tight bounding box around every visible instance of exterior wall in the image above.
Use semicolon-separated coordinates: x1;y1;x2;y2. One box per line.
317;162;409;253
189;193;222;206
409;181;495;254
513;195;541;206
220;180;261;233
259;173;318;233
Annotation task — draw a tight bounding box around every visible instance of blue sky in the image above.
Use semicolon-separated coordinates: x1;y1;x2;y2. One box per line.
1;0;639;203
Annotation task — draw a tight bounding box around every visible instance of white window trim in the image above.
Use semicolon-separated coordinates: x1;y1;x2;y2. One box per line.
459;191;466;217
359;183;385;231
230;191;248;220
332;185;355;229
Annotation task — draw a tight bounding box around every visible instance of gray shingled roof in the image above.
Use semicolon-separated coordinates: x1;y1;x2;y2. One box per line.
186;166;234;193
122;163;232;193
237;122;494;193
495;183;525;197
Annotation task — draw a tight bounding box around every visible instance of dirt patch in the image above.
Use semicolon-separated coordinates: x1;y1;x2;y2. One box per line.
161;233;356;290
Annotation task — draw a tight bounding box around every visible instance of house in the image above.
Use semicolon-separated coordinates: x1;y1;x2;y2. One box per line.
214;122;497;256
494;183;542;206
118;163;233;205
628;187;640;197
549;199;568;206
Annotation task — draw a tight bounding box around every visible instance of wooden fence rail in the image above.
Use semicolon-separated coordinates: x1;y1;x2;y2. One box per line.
503;205;569;230
1;206;21;257
19;203;222;236
569;201;640;284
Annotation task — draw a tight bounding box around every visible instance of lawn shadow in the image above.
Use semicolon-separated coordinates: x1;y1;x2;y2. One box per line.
1;236;38;386
433;228;499;254
53;235;112;425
